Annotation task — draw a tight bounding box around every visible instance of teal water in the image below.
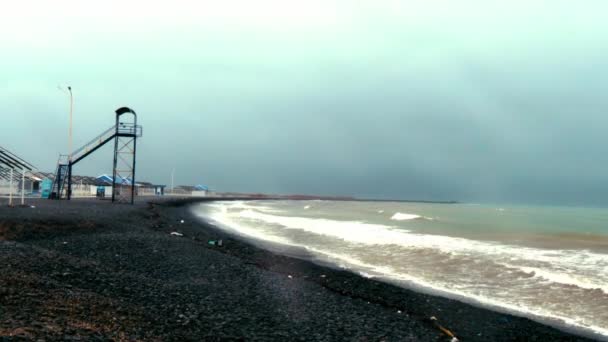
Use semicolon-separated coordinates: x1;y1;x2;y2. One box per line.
194;200;608;339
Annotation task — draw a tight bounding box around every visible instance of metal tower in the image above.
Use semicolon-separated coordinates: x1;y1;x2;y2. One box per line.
53;106;142;204
111;107;141;204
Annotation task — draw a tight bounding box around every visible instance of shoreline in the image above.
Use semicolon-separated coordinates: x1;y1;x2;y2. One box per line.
0;197;602;341
186;199;606;341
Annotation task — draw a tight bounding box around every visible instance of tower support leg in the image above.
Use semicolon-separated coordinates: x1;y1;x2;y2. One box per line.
67;164;72;200
112;135;137;204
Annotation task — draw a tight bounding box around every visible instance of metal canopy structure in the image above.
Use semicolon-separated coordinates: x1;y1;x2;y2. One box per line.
51;107;142;204
0;146;35;172
0;145;45;206
0;145;36;181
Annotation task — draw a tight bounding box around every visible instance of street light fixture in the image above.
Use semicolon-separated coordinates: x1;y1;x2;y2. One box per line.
58;85;73;162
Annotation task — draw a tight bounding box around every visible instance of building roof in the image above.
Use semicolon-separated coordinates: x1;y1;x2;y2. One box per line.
96;174;134;185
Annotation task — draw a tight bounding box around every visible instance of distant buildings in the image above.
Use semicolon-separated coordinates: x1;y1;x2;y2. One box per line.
1;170;217;199
170;184;211;197
2;145;208;199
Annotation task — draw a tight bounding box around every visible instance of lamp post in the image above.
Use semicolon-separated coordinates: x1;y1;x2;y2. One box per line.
58;85;73;162
68;86;73;162
171;168;175;195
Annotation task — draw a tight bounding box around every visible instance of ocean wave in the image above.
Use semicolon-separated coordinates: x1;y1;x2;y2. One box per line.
390;212;433;221
306;248;608;340
202;203;291;245
194;201;608;340
236;209;407;244
391;212;421;220
207;203;608;276
207;201;284;214
501;264;608;294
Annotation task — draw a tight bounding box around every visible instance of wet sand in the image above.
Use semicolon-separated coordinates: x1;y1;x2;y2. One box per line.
0;197;601;341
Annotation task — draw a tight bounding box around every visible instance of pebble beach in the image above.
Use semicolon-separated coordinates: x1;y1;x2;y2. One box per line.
0;198;600;341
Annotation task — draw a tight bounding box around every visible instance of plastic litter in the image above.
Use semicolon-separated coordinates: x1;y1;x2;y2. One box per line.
208;240;216;245
180;219;185;224
170;232;184;237
288;275;293;279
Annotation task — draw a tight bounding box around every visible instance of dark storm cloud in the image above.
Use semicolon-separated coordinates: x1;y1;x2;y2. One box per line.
2;1;607;205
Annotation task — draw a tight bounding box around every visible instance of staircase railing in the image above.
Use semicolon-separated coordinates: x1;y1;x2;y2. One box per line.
70;124;116;161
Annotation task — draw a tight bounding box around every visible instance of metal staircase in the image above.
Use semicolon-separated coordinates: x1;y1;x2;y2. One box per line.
50;154;69;199
70;125;117;164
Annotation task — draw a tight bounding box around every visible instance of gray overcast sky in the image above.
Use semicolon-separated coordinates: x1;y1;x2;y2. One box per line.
1;1;608;205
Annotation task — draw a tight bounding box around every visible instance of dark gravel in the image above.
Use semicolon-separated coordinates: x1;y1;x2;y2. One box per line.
0;197;602;341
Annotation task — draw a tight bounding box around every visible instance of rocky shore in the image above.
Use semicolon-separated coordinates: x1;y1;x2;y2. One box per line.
0;198;601;341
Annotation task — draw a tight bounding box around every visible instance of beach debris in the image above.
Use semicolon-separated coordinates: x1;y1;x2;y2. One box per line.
397;310;402;314
170;232;184;237
30;205;36;208
180;219;185;224
62;241;68;245
378;210;384;213
288;275;293;279
304;205;311;209
207;239;224;246
320;274;326;278
429;316;458;341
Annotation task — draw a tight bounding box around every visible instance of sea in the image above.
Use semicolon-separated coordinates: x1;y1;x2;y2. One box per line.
193;200;608;339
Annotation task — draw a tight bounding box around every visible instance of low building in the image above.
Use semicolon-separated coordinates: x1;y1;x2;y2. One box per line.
136;181;166;196
192;184;209;197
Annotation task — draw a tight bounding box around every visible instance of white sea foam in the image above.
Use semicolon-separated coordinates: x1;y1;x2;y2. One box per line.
237;209;408;244
201;203;290;245
391;212;421;220
390;212;434;221
503;265;608;294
